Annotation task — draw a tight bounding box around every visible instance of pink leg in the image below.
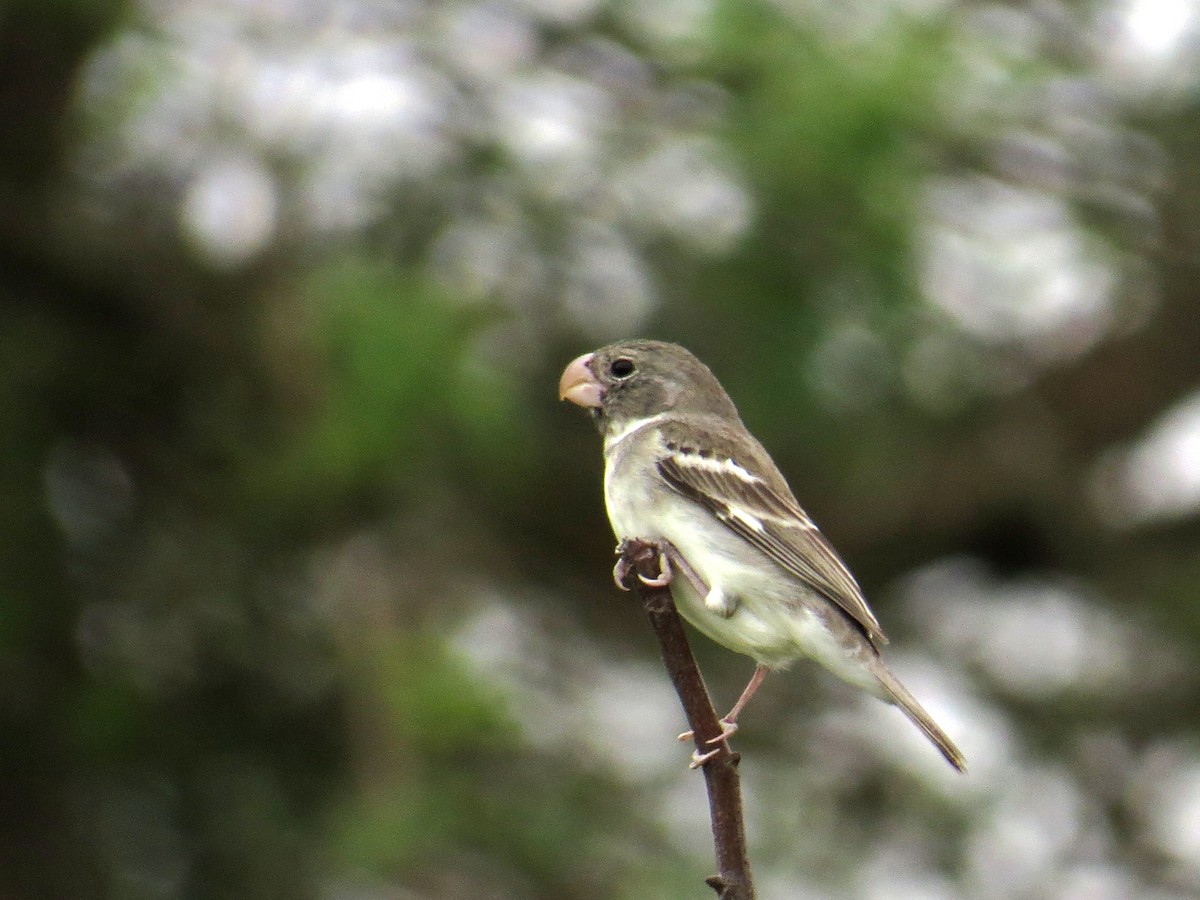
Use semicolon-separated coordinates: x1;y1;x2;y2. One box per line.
714;665;769;741
678;664;770;748
661;542;708;598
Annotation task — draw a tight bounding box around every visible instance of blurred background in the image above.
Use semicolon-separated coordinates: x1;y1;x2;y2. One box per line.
3;0;1199;897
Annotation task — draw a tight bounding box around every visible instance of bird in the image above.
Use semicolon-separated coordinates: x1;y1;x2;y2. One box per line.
559;339;965;772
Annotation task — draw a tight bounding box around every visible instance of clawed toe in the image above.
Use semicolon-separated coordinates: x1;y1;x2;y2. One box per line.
707;719;739;745
677;717;738;767
637;550;673;587
677;717;739;746
612;557;633;591
689;747;721;769
614;542;674;589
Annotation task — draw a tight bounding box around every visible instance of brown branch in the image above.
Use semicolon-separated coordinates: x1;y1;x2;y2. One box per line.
617;539;755;900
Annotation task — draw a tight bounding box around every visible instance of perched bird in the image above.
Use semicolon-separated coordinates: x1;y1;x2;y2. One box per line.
559;339;965;771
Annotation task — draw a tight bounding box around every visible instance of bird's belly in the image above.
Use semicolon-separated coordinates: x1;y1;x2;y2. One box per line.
605;475;815;665
669;566;807;667
672;566;877;691
605;471;876;688
614;494;868;691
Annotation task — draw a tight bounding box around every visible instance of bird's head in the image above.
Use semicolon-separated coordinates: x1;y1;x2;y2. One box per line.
558;339;739;434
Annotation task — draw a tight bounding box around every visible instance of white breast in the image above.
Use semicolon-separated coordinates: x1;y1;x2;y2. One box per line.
602;425;796;665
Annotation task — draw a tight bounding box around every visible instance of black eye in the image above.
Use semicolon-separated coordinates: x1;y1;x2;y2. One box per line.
610;357;636;379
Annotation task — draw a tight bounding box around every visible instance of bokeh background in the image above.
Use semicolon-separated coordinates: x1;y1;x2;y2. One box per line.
3;0;1200;897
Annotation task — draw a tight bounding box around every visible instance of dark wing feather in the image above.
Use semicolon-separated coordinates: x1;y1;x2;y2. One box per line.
657;445;888;647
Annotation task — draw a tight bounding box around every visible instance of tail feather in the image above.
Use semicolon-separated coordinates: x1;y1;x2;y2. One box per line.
873;663;966;773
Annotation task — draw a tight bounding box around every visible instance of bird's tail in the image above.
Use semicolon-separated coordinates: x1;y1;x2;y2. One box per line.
872;662;966;773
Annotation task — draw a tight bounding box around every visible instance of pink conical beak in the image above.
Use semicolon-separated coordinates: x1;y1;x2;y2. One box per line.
558;352;603;408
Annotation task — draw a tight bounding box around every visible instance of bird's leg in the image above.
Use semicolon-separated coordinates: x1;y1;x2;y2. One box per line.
710;665;768;744
678;664;769;746
658;540;708;597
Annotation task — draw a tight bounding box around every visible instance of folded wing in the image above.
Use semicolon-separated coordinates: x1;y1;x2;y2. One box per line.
657;444;888;648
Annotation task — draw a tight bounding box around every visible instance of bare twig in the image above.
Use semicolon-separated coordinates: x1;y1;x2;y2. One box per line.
616;539;755;900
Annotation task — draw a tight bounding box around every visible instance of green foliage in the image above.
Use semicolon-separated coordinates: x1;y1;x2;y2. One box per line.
242;259;526;521
329;634;672;895
651;2;955;454
2;0;1198;896
373;635;516;753
713;1;947;274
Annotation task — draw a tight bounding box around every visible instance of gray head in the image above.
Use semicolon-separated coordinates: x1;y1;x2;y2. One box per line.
559;339;741;433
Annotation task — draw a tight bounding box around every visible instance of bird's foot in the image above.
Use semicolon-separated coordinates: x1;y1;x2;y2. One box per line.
660;541;708;598
613;540;672;589
637;548;673;587
689;747;722;769
677;717;739;746
709;718;739;745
